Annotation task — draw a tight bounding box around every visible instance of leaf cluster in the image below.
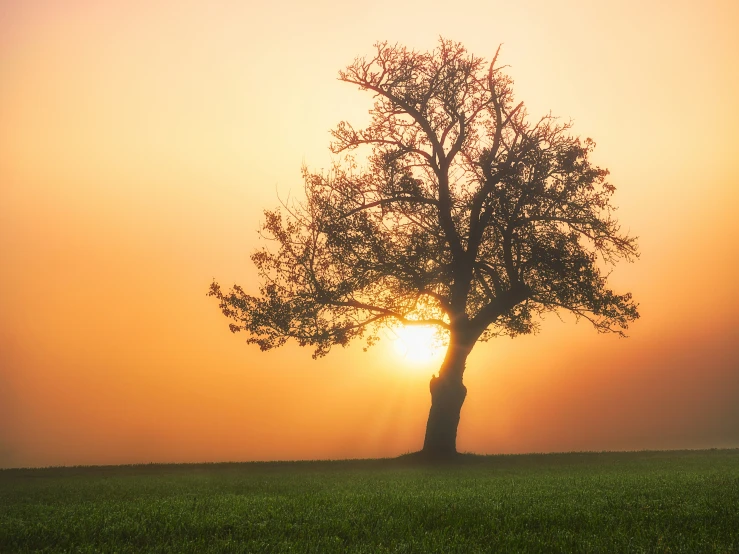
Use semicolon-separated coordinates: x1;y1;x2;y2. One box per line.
211;39;639;356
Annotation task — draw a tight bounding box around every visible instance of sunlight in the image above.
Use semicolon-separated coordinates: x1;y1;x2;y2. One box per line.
391;325;444;365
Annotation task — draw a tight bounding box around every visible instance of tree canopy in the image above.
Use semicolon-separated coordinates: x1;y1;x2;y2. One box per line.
210;38;639;359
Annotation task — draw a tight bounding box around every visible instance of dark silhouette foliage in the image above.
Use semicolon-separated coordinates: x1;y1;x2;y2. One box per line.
210;39;639;455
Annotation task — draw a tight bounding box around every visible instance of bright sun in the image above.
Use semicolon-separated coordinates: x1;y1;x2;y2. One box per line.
391;325;444;364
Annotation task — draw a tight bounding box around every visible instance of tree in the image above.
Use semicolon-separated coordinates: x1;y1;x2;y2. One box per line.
209;39;639;457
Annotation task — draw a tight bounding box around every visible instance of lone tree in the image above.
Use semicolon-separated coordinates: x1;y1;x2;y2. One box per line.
210;39;639;457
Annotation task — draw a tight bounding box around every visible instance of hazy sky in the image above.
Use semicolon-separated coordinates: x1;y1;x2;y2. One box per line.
1;0;738;468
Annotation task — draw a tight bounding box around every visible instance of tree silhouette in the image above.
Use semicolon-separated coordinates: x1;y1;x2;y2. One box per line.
209;39;639;457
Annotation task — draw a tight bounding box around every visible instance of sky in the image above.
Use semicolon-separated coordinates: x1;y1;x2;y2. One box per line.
1;0;738;468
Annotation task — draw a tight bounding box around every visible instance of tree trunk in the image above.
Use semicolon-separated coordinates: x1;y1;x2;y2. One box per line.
422;339;471;457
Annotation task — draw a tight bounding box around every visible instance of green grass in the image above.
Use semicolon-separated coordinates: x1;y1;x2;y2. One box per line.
2;449;738;553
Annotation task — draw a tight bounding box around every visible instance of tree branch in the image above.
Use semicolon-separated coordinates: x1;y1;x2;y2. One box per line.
339;195;440;220
325;298;451;330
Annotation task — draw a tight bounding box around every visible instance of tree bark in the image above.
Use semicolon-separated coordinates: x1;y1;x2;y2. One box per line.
422;338;472;457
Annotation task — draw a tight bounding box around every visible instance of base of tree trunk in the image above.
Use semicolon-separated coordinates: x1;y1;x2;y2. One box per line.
396;449;463;464
422;373;467;456
394;450;491;468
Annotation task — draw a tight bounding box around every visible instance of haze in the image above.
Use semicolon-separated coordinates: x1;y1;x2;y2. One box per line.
1;0;738;468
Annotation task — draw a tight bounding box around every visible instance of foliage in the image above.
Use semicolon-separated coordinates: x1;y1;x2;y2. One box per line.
3;450;738;553
210;39;639;357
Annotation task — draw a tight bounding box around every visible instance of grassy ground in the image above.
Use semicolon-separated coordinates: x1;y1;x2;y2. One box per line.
1;449;738;553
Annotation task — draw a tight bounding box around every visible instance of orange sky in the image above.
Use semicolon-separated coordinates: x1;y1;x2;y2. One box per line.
1;0;738;468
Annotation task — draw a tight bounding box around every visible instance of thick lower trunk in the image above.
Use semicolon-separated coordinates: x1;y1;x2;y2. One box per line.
422;340;471;456
422;372;467;456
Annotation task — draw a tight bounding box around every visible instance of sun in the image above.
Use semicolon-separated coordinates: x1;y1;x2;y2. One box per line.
391;325;444;364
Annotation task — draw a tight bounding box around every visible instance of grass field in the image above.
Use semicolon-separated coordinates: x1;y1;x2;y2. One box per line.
2;449;738;553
